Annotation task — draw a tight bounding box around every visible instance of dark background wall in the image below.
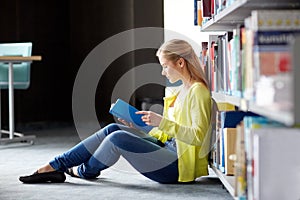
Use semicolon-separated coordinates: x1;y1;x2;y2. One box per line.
0;0;164;130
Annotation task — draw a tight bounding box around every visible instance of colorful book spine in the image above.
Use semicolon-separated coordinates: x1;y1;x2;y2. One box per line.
202;0;212;17
243;116;285;200
245;10;300;103
217;111;258;172
194;0;198;25
223;128;237;175
234;122;246;199
197;0;203;26
252;128;300;200
243;16;254;100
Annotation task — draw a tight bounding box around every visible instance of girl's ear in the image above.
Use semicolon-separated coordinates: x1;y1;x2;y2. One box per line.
178;57;185;68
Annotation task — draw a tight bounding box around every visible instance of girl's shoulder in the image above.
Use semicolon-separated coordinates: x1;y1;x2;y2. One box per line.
190;82;210;94
188;82;211;102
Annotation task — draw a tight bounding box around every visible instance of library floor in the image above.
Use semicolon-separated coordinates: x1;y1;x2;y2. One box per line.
0;124;233;200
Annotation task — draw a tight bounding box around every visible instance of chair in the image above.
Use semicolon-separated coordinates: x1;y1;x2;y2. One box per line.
0;42;36;144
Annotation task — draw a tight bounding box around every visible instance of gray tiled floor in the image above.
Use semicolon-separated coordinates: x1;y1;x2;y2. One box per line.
0;125;233;200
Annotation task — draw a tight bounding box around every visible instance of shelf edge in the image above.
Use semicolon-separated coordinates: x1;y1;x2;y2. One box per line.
210;164;236;198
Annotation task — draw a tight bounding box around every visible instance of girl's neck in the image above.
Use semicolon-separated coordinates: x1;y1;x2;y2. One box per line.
182;79;195;91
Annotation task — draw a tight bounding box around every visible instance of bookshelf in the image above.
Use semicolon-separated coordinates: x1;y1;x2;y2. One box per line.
199;0;300;199
201;0;300;31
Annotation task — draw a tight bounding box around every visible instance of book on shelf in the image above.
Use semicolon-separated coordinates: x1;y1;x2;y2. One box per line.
222;33;231;95
202;0;212;17
212;0;237;14
209;32;235;95
213;110;258;172
240;26;247;99
209;41;216;91
223;128;237;175
216;113;269;199
228;30;237;97
252;128;300;200
217;0;226;14
215;34;225;93
197;0;203;26
209;10;300;103
214;111;221;168
218;125;225;172
243;16;255;100
209;39;218;91
236;26;243;98
210;0;214;16
195;0;212;26
200;42;209;75
244;10;300;105
109;99;153;133
208;34;219;92
220;111;258;129
215;26;243;98
216;102;235;112
196;0;217;27
194;0;198;26
234;122;246;199
225;0;236;8
251;10;300;31
243;116;286;200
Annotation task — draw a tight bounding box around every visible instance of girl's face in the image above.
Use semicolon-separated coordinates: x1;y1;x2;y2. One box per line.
158;54;182;84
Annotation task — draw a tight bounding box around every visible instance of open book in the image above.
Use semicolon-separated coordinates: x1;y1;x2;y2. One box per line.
109;99;153;133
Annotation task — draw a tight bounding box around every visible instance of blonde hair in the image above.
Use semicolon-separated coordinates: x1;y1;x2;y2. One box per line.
156;39;208;88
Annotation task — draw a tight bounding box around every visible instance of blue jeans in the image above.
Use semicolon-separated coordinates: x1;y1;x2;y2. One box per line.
49;123;179;183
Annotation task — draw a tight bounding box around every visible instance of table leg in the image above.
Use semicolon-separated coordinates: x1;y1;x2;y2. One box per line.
8;62;14;139
0;88;1;136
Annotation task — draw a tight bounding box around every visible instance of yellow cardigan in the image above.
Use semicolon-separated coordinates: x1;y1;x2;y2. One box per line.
149;82;212;182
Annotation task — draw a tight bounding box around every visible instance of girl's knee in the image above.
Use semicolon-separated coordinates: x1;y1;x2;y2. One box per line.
95;123;121;137
108;130;135;147
105;123;120;131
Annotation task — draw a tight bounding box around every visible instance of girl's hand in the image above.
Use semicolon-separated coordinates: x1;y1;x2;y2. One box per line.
118;118;135;129
136;111;163;127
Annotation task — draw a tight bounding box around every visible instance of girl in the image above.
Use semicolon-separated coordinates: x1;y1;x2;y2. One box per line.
19;39;212;184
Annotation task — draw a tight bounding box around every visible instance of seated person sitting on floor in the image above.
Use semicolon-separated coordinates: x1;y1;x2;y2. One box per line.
19;39;213;184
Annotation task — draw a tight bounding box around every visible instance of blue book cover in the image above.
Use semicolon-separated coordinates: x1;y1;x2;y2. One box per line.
218;111;259;172
109;99;153;133
194;0;198;25
220;111;259;129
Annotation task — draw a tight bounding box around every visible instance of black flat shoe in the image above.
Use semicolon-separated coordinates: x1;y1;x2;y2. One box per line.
66;168;80;178
19;171;66;184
